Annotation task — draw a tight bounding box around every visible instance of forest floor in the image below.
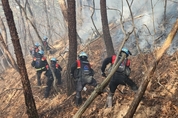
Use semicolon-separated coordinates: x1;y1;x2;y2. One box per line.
0;37;178;118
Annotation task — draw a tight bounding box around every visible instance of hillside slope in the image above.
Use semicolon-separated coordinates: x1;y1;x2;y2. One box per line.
0;38;178;118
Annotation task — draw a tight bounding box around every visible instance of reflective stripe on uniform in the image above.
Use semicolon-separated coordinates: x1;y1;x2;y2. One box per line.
36;67;45;71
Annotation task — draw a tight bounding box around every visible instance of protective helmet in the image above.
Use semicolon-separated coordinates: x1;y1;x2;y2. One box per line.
38;50;44;55
51;57;57;62
43;36;48;41
35;42;40;47
121;48;132;56
79;52;88;58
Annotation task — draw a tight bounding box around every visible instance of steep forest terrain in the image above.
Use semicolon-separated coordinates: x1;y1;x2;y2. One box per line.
0;37;178;118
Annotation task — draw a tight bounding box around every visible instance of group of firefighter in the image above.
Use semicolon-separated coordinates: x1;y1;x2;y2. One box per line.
30;36;138;107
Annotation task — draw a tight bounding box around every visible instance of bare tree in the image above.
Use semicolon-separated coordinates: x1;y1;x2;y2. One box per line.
91;0;100;36
66;0;77;96
0;16;7;45
163;0;167;27
43;0;52;43
1;0;39;117
59;0;82;44
125;0;147;71
100;0;115;56
0;32;18;71
58;0;68;23
0;16;11;69
17;0;28;56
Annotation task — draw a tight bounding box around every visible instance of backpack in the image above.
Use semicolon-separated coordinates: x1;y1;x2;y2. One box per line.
76;60;93;83
34;56;45;68
35;57;42;68
112;55;131;76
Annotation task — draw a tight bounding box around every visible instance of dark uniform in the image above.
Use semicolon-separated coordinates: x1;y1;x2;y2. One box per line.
30;42;40;58
42;40;51;51
71;52;97;106
101;48;138;107
31;50;48;86
44;58;62;98
42;36;51;51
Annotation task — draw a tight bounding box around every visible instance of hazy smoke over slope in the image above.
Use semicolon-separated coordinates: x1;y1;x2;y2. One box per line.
77;0;178;55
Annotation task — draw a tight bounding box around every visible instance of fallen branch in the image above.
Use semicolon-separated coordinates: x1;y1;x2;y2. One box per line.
124;18;178;118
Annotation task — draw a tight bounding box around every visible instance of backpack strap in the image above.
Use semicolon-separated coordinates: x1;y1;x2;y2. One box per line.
111;55;116;64
76;60;81;69
41;57;46;61
56;63;59;69
126;59;130;66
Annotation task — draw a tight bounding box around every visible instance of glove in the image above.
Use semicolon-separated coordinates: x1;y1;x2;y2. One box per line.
101;72;107;77
70;73;74;78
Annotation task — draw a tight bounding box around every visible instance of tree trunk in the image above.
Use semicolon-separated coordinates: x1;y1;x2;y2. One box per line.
100;0;115;56
91;0;100;36
1;0;39;117
58;0;68;23
59;0;82;44
66;0;77;96
0;16;7;45
124;19;178;118
18;0;28;56
43;0;52;44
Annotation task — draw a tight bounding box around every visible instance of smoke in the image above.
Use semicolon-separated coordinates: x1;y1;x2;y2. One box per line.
77;0;178;55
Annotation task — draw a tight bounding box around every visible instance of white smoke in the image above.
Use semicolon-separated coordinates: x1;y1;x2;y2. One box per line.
77;0;178;55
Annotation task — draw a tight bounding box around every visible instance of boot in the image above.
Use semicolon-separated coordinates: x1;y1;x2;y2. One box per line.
106;92;114;108
131;85;138;92
44;87;50;98
44;91;49;98
36;77;41;86
106;96;113;108
76;97;82;106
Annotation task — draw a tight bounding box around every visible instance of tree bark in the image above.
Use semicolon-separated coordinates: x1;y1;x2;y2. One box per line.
1;0;39;117
124;18;178;118
66;0;77;96
100;0;115;56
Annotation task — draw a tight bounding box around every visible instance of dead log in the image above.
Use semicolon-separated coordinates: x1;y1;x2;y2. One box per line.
124;18;178;118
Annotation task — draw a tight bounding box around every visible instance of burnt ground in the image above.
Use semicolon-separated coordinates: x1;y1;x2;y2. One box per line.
0;38;178;118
